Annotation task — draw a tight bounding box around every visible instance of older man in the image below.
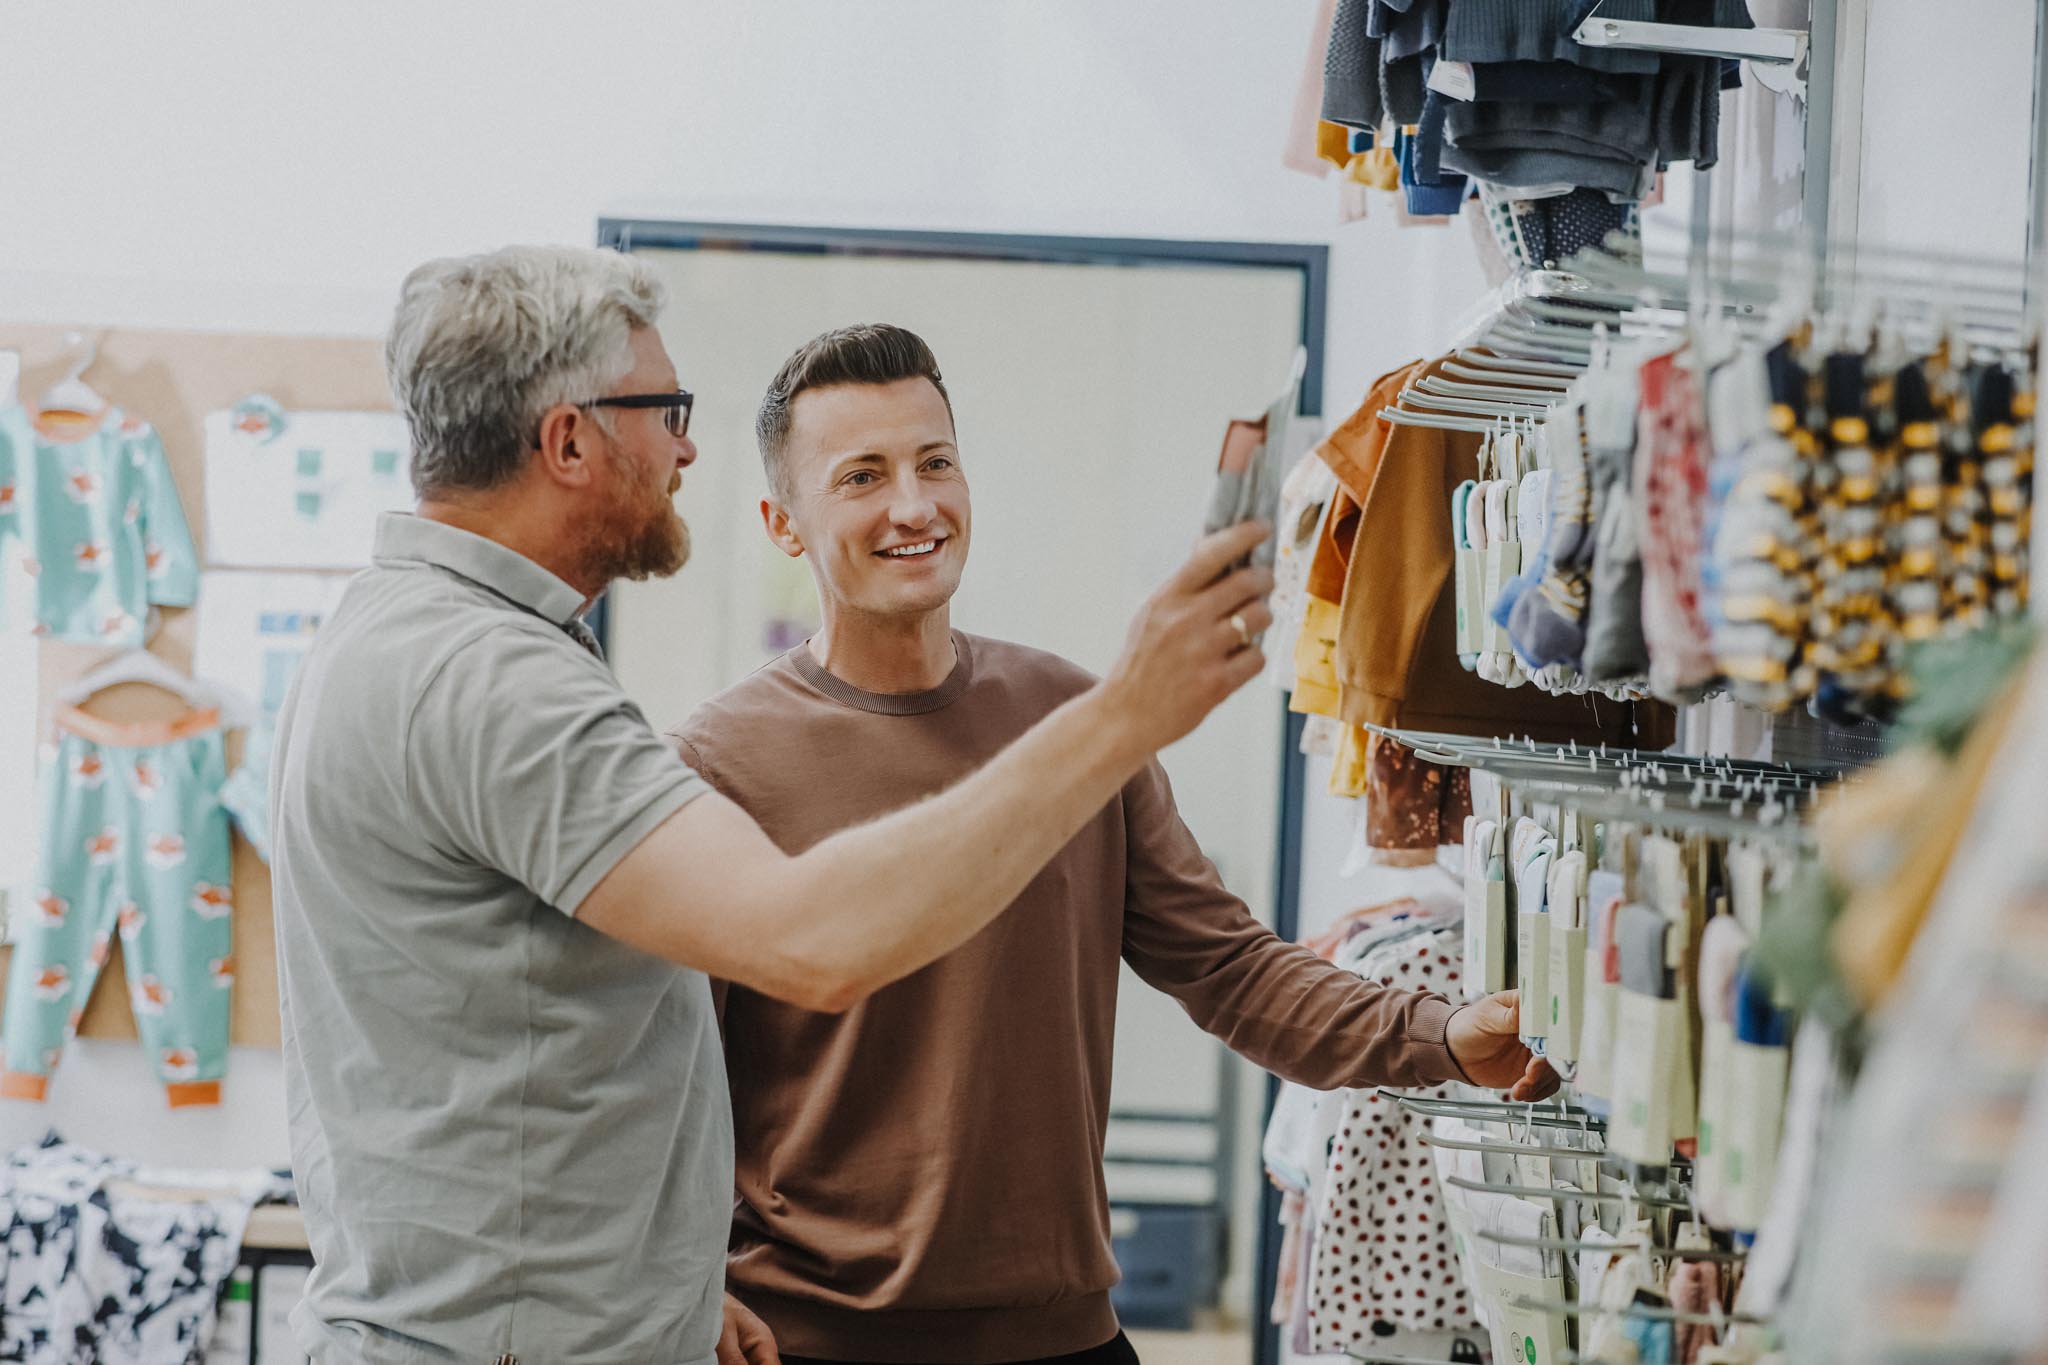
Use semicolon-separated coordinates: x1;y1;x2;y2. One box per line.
670;324;1556;1365
269;249;1274;1365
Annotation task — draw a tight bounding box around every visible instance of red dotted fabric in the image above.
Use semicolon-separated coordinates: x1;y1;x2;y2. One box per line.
1306;926;1483;1348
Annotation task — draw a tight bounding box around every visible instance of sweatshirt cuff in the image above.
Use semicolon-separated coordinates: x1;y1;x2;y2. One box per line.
1408;993;1473;1087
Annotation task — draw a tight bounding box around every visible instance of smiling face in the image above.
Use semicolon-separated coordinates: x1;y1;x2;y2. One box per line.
764;376;970;622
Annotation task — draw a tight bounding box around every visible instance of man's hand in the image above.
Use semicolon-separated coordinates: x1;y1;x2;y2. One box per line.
1447;990;1560;1101
1102;520;1275;753
717;1293;780;1365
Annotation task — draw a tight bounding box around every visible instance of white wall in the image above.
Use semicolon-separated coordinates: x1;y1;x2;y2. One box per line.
1;1;1345;336
1854;0;2039;263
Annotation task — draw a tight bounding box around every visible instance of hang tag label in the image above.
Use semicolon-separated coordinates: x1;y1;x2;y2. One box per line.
1428;59;1478;102
1479;1266;1571;1365
1729;843;1768;937
1457;547;1488;656
1727;1038;1791;1231
1466;873;1509;1000
1608;989;1679;1169
1546;924;1587;1065
1517;911;1551;1048
1576;961;1617;1107
1695;1017;1737;1228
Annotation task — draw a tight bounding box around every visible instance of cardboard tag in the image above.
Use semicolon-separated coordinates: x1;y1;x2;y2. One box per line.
1479;1264;1571;1365
1464;833;1509;1001
1669;1002;1699;1145
1465;547;1490;655
1577;963;1616;1110
1455;542;1475;654
1517;911;1551;1048
1694;1017;1736;1227
1482;879;1515;998
1546;925;1587;1065
1609;990;1678;1170
1729;842;1768;938
1728;1039;1791;1231
1457;547;1490;656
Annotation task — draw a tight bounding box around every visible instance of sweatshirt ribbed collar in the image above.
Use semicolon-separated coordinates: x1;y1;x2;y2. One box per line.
787;632;975;716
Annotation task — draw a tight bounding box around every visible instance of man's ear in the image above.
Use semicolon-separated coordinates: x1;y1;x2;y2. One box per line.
535;403;600;489
761;497;805;558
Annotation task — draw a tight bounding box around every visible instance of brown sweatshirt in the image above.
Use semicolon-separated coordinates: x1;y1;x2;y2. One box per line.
670;633;1467;1363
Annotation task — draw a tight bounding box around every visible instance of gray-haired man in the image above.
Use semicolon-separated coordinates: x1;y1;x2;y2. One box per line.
269;245;1276;1365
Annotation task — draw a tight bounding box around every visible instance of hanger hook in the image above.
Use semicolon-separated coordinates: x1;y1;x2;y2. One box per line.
60;330;100;384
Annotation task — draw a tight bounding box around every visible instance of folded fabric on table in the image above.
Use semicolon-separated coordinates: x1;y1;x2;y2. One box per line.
0;1132;288;1364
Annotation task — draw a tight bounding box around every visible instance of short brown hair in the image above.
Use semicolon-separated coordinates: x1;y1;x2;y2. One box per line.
756;324;954;498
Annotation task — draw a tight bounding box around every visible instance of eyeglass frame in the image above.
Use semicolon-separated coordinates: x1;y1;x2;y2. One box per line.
579;388;693;438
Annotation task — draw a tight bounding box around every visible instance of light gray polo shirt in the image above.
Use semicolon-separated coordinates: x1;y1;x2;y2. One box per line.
271;513;727;1365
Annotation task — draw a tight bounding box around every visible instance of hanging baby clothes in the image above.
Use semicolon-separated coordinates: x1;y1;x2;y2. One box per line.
0;406;199;646
1634;349;1721;700
1306;925;1481;1348
1364;736;1474;865
215;719;275;865
3;707;237;1107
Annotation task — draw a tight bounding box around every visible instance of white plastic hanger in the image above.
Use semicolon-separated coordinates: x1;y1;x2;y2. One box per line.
38;331;106;418
55;649;257;728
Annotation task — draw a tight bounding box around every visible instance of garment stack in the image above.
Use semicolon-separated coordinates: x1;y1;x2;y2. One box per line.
1266;346;1677;874
1354;320;2039;726
1285;0;1756;251
0;1132;288;1363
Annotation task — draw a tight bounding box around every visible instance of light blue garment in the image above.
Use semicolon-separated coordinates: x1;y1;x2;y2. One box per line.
217;721;274;864
3;710;234;1105
0;406;199;645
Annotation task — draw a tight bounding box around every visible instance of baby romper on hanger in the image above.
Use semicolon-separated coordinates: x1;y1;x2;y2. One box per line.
0;406;199;646
2;706;234;1107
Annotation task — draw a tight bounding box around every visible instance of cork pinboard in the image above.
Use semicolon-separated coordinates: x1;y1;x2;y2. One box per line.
0;325;393;1048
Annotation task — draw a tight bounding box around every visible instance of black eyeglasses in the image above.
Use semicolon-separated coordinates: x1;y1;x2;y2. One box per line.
581;388;693;438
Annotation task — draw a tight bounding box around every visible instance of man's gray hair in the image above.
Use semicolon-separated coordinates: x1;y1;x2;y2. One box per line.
387;245;667;497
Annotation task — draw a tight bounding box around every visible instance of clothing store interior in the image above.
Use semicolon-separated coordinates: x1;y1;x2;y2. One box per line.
1;3;2045;1364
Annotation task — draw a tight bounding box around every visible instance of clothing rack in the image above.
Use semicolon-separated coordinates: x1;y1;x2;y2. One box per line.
1512;1294;1771;1330
1361;724;1835;844
1475;1230;1750;1266
1571;5;1807;68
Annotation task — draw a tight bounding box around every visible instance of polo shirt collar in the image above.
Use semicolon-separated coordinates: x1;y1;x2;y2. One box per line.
373;512;587;626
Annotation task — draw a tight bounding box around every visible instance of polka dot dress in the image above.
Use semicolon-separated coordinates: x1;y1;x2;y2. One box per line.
1306;926;1483;1350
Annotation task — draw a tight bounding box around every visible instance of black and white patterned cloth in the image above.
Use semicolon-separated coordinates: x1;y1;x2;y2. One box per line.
0;1133;285;1364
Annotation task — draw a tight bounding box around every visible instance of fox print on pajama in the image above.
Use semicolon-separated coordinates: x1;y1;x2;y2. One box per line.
1;707;235;1108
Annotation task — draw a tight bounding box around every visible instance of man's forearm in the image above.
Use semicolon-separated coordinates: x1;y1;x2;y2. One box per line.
768;683;1148;1009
